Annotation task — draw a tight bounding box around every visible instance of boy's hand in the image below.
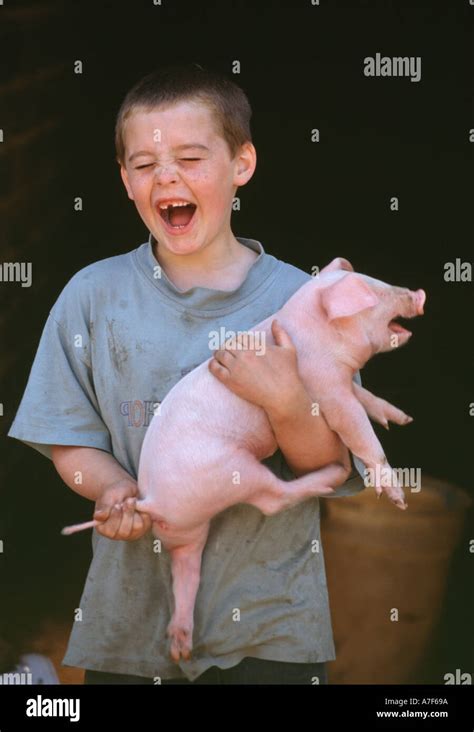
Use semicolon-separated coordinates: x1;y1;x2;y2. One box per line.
93;478;152;541
209;319;304;416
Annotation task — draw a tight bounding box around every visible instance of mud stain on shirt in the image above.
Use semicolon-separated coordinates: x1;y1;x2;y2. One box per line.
106;318;129;374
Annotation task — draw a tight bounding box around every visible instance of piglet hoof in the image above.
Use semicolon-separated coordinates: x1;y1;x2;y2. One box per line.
381;469;407;511
167;622;193;662
385;404;414;427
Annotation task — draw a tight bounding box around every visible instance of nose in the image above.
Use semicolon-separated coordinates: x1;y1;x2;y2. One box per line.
153;162;178;185
414;288;426;315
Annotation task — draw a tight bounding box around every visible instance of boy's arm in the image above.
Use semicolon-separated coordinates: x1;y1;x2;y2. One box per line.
263;385;351;478
209;320;351;478
51;445;152;540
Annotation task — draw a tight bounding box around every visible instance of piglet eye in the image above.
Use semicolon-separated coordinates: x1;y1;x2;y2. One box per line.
180;158;201;162
135;164;153;170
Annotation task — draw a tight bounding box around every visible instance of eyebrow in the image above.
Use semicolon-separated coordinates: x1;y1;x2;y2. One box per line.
128;144;210;163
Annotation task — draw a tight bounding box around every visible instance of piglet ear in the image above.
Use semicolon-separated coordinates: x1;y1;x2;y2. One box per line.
320;257;354;274
321;273;379;321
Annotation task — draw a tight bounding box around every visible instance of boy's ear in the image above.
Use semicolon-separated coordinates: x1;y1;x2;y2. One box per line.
120;165;135;201
233;141;257;188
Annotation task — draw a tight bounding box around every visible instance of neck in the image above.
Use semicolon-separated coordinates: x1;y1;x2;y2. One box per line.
153;229;258;291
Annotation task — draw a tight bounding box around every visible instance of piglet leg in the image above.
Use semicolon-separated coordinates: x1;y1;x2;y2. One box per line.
236;453;349;515
353;383;413;429
158;522;210;662
319;389;407;509
151;459;348;663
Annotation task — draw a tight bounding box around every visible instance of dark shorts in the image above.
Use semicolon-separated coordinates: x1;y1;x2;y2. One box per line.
84;657;328;685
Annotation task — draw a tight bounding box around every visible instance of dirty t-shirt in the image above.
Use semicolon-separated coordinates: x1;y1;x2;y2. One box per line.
8;235;365;681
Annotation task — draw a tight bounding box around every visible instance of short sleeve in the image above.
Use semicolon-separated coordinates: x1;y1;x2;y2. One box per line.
8;310;112;460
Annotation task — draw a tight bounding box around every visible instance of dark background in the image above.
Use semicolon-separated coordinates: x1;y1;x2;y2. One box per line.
0;0;472;681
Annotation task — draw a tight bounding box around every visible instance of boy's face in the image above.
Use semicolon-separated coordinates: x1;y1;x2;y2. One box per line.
120;100;256;256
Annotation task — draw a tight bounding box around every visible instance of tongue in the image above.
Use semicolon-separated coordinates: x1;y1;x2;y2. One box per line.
169;204;195;227
390;321;411;336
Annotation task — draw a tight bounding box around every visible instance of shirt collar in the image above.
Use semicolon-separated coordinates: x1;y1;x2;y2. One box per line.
133;231;279;314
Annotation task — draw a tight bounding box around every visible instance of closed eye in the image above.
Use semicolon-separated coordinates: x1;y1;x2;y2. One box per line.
134;158;201;170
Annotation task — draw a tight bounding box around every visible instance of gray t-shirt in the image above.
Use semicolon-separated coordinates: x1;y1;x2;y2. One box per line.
8;235;364;681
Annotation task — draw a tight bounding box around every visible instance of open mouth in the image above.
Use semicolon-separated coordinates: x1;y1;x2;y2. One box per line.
388;317;412;337
158;201;197;230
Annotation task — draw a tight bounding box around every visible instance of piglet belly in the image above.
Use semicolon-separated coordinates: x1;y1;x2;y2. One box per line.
137;362;277;525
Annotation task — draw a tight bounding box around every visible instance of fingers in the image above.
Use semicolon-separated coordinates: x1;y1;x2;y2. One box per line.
130;510;153;539
208;350;233;382
118;497;136;537
208;357;230;380
93;504;111;520
94;499;152;541
271;319;294;349
96;504;123;539
213;347;235;365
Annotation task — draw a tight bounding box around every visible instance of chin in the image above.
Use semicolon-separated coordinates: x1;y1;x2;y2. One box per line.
157;237;204;256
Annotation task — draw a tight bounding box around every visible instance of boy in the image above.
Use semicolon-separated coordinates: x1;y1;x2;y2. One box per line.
8;64;364;685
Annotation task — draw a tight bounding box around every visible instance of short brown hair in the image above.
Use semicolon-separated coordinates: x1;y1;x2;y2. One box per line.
115;63;253;165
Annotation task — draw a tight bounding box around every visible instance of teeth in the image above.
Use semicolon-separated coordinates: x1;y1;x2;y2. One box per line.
158;201;192;210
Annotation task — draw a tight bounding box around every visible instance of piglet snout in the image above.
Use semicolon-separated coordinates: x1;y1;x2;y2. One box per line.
415;289;426;315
